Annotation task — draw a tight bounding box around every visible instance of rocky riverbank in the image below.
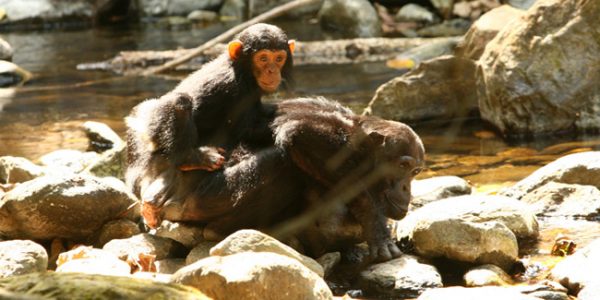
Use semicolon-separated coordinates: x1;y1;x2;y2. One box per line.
1;119;600;299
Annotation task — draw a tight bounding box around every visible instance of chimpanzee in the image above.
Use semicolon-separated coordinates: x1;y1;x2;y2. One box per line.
127;95;425;262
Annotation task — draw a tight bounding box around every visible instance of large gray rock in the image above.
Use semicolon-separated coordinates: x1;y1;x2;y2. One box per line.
0;174;138;240
501;151;600;200
411;176;472;209
418;286;541;300
477;0;600;136
318;0;381;38
549;238;600;296
396;195;538;271
0;0;94;26
358;255;442;298
520;182;600;219
171;252;333;300
454;5;526;60
365;56;477;123
0;272;210;299
0;240;47;278
0;156;43;184
103;233;187;261
210;229;324;277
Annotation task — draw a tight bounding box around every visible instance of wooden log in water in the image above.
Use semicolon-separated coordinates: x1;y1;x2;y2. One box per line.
77;37;457;75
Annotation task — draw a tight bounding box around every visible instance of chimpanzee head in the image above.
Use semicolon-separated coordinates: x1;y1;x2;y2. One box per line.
227;23;295;93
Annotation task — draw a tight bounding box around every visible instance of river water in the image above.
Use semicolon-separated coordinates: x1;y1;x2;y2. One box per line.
1;21;600;272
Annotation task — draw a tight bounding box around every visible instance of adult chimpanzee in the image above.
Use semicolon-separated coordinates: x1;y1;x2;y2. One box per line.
127;95;425;262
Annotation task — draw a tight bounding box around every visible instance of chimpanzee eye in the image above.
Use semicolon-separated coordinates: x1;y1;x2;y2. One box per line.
276;56;284;63
411;168;422;176
260;55;268;62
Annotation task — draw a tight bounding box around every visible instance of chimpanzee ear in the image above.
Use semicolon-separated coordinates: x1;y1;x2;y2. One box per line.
228;40;243;60
368;132;385;146
288;39;296;54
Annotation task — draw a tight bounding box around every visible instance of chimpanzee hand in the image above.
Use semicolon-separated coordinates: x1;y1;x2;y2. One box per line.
178;146;226;172
369;238;403;263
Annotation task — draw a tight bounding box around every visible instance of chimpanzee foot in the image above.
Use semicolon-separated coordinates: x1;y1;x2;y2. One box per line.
370;239;403;263
179;146;225;172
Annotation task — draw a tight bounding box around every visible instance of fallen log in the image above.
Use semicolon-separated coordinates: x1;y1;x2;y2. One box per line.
77;37;456;75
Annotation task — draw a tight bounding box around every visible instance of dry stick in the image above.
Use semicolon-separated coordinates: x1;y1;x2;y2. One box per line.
142;0;321;76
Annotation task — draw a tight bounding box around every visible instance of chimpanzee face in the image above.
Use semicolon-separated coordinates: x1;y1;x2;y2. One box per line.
251;49;288;93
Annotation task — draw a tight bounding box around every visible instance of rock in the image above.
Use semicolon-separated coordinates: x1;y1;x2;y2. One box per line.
0;240;47;278
507;0;537;9
0;174;138;240
171;252;333;300
318;0;381;38
154;220;204;249
395;4;437;23
219;0;246;20
454;5;526;60
84;143;127;179
39;149;99;173
137;0;222;17
0;156;43;184
0;61;31;87
501;151;600;200
56;247;131;276
520;182;600;219
248;0;323;18
464;264;512;287
93;219;141;248
82;121;124;153
549;238;600;295
0;272;209;299
395;195;539;271
210;229;324;277
411;176;472;209
155;258;186;274
187;10;218;22
417;19;471;37
358;255;443;298
386;37;461;70
418;286;541;300
316;252;340;278
365;55;477;123
0;38;13;61
0;1;94;29
185;241;217;265
430;0;453;19
103;233;187;261
578;285;600;300
477;0;600;136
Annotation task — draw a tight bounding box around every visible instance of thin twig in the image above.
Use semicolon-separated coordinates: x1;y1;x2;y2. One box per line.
142;0;321;76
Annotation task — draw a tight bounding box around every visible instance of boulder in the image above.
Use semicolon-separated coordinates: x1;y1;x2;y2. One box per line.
477;0;600;136
185;241;217;265
84;143;127;179
56;247;131;276
501;151;600;200
210;229;324;277
549;238;600;295
464;264;512;287
395;195;538;271
358;255;442;298
0;272;209;299
318;0;381;38
395;4;437;24
39;149;98;174
171;252;333;300
0;240;47;278
365;56;477;123
411;176;472;209
520;182;600;219
92;219;141;248
0;1;94;28
82;121;124;153
154;220;205;249
0;156;43;184
0;174;138;240
103;233;187;261
417;286;541;300
454;5;526;60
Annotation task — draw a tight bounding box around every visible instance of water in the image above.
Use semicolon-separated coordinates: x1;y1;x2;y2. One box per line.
1;20;600;261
